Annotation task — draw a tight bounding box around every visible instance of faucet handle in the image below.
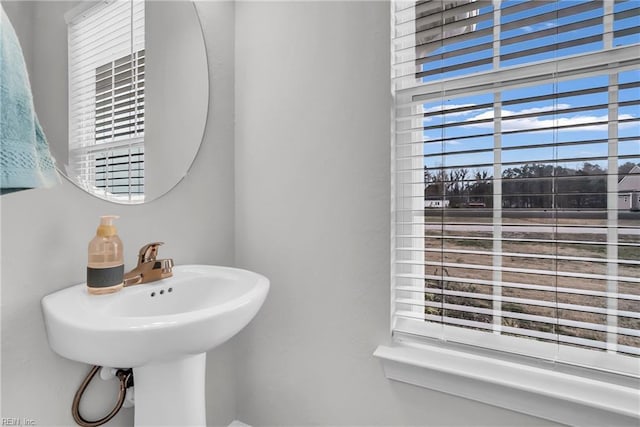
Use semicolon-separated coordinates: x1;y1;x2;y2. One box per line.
138;242;164;263
160;258;174;274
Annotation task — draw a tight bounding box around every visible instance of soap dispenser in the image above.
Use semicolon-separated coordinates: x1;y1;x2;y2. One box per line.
87;215;124;295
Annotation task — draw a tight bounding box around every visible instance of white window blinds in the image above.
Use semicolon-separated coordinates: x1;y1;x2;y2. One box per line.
67;0;145;202
392;0;640;376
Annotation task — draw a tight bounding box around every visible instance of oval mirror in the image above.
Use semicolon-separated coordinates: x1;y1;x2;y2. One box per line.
8;1;208;204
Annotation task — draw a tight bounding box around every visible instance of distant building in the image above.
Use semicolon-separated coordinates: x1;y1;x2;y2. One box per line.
425;199;450;208
466;202;486;208
618;165;640;211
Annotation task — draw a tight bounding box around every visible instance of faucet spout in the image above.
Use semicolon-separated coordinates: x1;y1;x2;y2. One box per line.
124;242;174;286
138;242;162;264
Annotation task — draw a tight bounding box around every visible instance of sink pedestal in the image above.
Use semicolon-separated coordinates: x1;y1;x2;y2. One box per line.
133;353;206;426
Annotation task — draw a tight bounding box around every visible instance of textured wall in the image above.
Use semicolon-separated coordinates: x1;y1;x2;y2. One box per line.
1;2;236;425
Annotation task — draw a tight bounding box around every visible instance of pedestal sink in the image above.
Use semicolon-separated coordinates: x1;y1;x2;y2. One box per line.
41;265;269;426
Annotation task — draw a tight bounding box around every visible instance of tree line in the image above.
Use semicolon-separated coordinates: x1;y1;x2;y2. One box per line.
424;161;639;209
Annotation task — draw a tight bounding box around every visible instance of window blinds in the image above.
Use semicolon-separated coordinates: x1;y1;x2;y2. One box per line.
67;0;145;202
392;0;640;376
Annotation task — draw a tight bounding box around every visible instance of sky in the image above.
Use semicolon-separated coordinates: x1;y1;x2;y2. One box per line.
418;0;640;178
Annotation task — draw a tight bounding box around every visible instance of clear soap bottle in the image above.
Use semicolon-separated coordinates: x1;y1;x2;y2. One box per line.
87;215;124;295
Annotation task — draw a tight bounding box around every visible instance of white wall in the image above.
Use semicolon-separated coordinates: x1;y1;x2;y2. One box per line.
1;2;33;72
3;1;566;425
234;2;556;425
1;2;236;425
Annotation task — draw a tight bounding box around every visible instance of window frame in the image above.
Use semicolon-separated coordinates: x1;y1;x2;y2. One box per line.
66;0;145;203
374;342;639;426
379;1;640;423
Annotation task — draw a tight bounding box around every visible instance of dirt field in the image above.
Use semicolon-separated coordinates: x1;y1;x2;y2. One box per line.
422;215;640;353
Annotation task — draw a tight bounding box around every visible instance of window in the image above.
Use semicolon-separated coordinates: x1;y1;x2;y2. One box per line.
67;0;145;203
392;0;639;377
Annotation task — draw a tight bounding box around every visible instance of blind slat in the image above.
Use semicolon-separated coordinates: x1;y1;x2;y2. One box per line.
396;284;640;302
68;0;145;201
392;0;640;375
395;298;640;334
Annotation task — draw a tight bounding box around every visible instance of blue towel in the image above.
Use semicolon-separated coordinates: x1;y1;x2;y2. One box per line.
1;5;59;194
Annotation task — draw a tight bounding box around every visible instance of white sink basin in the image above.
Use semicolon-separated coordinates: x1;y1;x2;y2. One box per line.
42;265;269;367
42;265;269;426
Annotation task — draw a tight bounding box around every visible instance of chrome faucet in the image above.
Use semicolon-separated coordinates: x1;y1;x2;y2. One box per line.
124;242;174;286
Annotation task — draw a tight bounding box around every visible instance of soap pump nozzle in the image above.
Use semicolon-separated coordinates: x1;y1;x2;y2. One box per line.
97;215;120;237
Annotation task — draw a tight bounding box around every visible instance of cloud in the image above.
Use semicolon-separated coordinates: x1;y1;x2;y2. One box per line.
521;22;557;33
422;103;490;124
465;107;636;132
422;103;482;116
516;104;571;115
420;102;638;133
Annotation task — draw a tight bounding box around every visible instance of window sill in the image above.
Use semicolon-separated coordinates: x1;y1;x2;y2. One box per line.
374;344;639;426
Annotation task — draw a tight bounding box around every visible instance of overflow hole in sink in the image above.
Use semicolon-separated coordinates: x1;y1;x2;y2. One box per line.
151;292;156;297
